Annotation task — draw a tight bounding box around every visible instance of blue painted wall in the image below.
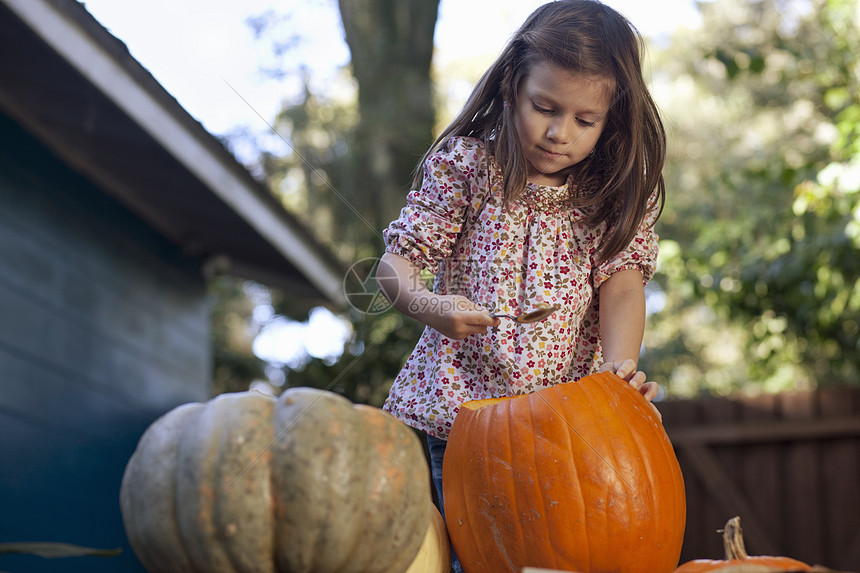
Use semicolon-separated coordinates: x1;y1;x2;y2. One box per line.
0;110;211;572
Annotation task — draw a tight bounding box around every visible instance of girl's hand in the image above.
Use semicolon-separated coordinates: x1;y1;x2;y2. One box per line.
598;359;662;420
414;294;499;340
377;253;498;339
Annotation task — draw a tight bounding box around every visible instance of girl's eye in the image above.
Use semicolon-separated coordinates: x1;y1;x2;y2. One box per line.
577;118;596;128
532;103;553;115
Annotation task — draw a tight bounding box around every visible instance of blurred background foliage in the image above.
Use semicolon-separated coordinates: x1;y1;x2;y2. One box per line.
642;0;860;396
210;0;860;403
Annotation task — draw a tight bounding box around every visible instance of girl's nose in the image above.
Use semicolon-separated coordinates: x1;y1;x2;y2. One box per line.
547;117;572;144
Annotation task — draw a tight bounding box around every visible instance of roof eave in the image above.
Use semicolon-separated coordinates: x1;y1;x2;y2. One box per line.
0;0;349;308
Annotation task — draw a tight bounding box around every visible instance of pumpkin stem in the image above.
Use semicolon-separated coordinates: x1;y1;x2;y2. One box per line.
721;516;750;560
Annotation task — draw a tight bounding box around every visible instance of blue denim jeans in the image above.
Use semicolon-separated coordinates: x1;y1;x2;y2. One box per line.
427;435;464;573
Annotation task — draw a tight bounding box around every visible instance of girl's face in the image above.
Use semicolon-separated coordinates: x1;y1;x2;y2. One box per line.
513;60;612;186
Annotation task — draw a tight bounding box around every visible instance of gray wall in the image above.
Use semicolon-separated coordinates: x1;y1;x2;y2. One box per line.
0;111;211;572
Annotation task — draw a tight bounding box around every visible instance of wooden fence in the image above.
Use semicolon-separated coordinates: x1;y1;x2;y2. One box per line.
660;385;860;571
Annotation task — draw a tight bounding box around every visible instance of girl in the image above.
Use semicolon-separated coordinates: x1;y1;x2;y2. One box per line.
377;1;665;568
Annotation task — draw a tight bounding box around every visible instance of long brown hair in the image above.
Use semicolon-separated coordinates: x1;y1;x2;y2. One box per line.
414;0;666;263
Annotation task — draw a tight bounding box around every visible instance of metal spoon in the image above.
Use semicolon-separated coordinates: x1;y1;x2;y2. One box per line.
490;303;559;324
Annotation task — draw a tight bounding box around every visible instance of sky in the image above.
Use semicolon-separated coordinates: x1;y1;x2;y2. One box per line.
78;0;701;372
80;0;700;137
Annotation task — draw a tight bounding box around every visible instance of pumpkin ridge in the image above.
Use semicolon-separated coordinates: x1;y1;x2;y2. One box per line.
365;408;431;573
343;404;380;571
574;376;620;569
606;381;662;569
587;375;636;486
477;402;506;571
271;389;367;571
594;378;649;561
505;394;530;569
120;402;203;573
592;375;685;573
168;404;208;573
651;405;686;570
546;382;591;571
626;397;686;570
270;392;317;570
343;406;384;571
175;398;228;571
328;400;374;571
621;404;666;564
491;398;519;572
212;393;277;573
541;385;585;571
166;406;205;573
445;406;489;572
509;391;555;571
604;376;687;572
336;401;408;572
526;392;558;571
484;397;519;572
460;413;484;571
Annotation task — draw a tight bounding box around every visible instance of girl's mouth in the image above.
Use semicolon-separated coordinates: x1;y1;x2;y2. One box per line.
539;146;563;159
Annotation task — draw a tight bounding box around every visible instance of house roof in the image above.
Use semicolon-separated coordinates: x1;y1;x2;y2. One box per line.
0;0;349;308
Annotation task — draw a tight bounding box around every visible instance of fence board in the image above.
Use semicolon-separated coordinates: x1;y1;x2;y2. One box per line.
784;391;825;564
660;385;860;570
740;392;782;552
818;387;860;571
707;397;740;557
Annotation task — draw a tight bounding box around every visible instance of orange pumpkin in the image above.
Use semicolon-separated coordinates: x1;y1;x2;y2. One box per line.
673;517;811;572
443;372;686;573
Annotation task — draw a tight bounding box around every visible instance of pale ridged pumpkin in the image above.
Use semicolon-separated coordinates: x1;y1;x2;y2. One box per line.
120;387;432;573
673;517;811;572
443;372;686;573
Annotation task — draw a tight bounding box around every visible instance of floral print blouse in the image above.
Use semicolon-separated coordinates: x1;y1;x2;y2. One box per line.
382;137;659;439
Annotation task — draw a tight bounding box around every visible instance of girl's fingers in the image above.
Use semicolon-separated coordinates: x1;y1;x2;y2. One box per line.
627;370;647;390
639;381;659;401
615;359;638;380
598;359;639;382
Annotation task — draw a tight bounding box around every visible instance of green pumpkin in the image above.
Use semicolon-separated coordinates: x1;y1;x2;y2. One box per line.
120;387;432;573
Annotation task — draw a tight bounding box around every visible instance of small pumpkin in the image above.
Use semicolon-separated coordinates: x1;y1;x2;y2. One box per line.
405;503;452;573
120;387;432;573
673;517;811;572
443;372;687;573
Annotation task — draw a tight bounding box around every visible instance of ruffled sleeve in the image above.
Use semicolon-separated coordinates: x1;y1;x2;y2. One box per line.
592;192;661;287
383;137;488;275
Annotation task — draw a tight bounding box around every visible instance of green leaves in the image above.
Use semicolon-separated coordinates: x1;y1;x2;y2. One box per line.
642;0;860;395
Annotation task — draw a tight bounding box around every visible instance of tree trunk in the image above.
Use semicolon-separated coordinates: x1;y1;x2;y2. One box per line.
338;0;440;245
